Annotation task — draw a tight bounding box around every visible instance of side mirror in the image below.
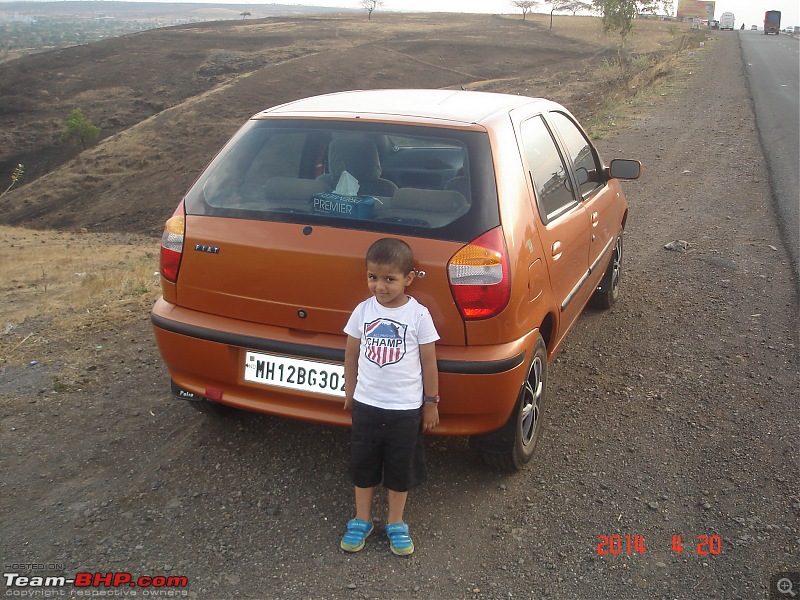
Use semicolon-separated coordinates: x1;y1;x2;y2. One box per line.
574;167;590;186
607;159;642;180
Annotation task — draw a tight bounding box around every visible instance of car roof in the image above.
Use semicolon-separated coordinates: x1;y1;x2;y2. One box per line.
255;89;560;127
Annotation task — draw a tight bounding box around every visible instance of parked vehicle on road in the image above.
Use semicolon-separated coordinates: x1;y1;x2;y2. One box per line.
720;12;735;30
151;89;641;471
764;10;781;34
750;25;758;31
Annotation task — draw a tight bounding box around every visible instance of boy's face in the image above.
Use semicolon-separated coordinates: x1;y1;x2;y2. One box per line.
366;261;415;308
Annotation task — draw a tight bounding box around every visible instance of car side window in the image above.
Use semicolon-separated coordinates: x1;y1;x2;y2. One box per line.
202;130;307;207
549;111;603;198
245;132;306;180
520;115;577;223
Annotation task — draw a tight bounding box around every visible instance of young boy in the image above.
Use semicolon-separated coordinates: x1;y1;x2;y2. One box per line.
340;237;440;556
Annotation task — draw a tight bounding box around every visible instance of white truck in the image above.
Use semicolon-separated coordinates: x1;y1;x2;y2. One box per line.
720;12;735;30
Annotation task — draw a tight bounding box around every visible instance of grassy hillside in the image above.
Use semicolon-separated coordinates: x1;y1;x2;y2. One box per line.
0;12;699;234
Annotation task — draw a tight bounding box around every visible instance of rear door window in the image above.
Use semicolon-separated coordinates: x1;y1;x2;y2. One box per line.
548;111;604;199
520;115;578;223
184;120;499;243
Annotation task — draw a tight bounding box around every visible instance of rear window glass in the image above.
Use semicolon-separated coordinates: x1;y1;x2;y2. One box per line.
183;119;499;242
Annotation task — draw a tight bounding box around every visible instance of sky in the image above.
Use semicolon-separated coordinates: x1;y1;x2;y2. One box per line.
7;0;796;29
283;1;800;29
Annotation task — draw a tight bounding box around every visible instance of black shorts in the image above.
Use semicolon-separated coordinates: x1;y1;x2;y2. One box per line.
349;400;427;492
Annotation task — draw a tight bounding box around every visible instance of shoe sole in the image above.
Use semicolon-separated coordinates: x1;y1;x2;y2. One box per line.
390;542;414;556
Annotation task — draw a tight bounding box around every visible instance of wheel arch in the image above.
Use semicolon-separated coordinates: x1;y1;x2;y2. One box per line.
539;311;557;360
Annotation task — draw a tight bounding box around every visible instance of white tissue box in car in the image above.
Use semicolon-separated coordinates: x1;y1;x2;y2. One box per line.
312;193;377;219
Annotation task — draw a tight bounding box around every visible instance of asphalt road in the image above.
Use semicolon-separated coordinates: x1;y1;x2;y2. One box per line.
739;29;800;279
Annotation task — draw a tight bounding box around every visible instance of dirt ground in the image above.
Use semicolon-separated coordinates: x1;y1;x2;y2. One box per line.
1;13;798;600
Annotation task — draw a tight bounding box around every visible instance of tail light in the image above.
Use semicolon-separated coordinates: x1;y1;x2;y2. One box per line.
160;208;185;283
448;227;510;320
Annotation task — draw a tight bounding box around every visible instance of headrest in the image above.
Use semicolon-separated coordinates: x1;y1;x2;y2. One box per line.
328;137;382;182
263;177;330;201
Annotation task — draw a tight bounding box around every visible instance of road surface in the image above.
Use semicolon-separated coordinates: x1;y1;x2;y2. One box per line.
739;29;800;279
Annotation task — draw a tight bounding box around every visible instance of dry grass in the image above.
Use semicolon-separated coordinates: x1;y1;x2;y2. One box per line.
482;14;710;140
589;44;708;136
507;12;686;53
0;225;160;365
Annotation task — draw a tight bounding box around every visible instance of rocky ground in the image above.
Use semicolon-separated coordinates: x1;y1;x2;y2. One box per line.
1;29;798;600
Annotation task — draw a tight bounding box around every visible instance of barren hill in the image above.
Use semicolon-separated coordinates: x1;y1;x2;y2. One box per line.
0;13;678;234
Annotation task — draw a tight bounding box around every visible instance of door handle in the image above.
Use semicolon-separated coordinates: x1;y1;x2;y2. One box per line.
551;241;562;261
591;211;599;226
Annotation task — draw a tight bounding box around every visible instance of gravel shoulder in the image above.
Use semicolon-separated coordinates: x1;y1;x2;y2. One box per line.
1;32;798;600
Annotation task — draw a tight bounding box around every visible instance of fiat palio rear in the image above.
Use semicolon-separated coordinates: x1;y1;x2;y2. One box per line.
151;89;640;470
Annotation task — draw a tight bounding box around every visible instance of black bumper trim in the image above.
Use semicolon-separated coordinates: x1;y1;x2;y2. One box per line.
151;313;526;375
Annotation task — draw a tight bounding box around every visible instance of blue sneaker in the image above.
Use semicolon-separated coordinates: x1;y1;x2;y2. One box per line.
386;522;414;556
340;519;374;552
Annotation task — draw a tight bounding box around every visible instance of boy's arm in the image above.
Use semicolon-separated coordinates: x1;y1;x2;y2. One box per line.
343;335;360;411
419;342;439;431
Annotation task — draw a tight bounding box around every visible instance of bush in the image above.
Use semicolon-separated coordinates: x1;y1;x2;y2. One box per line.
62;108;100;149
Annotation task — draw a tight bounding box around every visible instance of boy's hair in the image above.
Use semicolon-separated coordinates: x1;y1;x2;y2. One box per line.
366;238;414;275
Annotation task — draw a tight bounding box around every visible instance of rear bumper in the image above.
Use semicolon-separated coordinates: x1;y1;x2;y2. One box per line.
151;298;535;435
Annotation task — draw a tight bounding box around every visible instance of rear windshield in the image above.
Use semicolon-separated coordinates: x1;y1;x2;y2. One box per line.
183;119;499;242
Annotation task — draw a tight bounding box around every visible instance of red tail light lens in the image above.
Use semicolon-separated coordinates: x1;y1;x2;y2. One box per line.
160;214;185;283
448;227;510;320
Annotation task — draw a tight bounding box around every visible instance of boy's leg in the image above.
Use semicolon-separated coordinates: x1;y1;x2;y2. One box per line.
382;409;422;557
355;486;375;522
341;402;381;552
349;401;381;517
385;489;414;556
341;486;376;552
387;489;408;524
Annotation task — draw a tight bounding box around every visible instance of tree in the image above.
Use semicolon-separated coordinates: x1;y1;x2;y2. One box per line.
240;11;251;19
566;1;593;14
512;1;539;20
592;1;672;55
62;108;100;150
361;0;383;20
548;2;593;29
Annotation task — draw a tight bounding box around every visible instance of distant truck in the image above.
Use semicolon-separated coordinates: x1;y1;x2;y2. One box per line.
764;11;781;35
720;12;735;31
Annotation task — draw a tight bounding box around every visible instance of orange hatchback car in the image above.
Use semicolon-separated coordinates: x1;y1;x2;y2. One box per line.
151;89;640;470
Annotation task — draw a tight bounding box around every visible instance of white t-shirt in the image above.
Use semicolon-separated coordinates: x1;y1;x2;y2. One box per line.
344;296;440;410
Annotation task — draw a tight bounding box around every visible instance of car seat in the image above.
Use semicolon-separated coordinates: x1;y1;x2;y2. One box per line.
318;137;398;198
374;188;469;228
443;175;471;200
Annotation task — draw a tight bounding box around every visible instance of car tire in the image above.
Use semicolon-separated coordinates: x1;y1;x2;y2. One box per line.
590;231;623;310
470;334;548;472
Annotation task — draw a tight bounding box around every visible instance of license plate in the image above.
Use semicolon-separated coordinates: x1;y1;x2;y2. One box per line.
243;351;345;397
